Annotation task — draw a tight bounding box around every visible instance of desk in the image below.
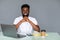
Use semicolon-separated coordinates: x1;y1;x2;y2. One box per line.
0;32;60;40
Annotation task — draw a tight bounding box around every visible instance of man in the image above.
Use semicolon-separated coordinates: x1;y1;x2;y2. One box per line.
13;4;40;36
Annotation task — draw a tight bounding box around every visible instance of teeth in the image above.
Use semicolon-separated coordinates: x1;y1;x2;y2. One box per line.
24;13;27;15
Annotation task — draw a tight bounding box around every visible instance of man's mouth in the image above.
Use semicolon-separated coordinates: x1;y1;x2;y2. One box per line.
24;13;27;15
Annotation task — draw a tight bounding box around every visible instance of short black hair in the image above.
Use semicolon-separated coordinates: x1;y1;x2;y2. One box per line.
21;4;30;9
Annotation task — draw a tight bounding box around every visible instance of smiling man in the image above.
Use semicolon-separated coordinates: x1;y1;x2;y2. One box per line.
13;4;40;37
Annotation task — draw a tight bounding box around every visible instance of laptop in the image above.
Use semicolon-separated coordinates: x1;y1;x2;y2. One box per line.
1;24;27;38
1;24;18;38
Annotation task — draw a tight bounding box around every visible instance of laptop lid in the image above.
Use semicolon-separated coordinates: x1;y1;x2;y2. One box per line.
1;24;17;38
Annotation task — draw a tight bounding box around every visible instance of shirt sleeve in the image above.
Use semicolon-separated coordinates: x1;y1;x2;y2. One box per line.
32;18;38;25
13;18;19;25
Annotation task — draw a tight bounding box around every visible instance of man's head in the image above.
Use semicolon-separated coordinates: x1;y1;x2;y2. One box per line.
21;4;30;17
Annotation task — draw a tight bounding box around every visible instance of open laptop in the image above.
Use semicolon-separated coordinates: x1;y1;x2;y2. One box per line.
1;24;18;38
1;24;26;38
1;24;32;38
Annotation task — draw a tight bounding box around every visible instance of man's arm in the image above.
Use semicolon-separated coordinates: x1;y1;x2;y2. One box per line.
16;19;26;29
25;17;40;32
28;20;40;32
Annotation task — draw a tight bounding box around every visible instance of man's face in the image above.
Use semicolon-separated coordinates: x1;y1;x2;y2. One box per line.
21;7;29;17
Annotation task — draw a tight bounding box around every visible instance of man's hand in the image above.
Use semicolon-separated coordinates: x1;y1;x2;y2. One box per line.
23;17;30;22
20;18;26;23
20;17;29;23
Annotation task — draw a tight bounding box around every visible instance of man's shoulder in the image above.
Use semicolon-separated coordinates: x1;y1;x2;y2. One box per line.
29;16;38;25
29;16;36;20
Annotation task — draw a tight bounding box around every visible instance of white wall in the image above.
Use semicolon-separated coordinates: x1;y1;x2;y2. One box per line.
0;0;60;34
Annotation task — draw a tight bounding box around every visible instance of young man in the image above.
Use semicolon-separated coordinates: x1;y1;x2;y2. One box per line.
13;4;40;36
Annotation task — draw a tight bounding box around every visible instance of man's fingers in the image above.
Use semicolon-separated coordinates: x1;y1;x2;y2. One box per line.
21;17;30;22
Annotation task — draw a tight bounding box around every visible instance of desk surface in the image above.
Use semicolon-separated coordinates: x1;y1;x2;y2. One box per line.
0;32;60;40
